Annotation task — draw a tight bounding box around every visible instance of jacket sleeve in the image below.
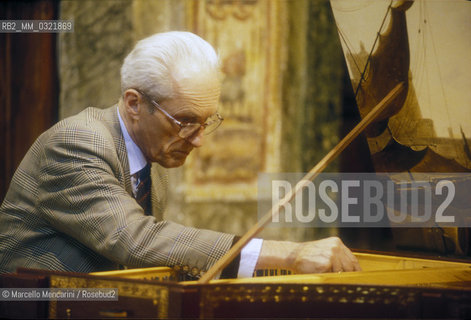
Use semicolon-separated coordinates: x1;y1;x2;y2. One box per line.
36;121;237;278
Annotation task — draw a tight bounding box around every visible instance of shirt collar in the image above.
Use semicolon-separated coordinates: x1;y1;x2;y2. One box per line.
117;107;148;176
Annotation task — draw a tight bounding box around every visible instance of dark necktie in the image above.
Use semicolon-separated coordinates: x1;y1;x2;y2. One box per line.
134;163;152;215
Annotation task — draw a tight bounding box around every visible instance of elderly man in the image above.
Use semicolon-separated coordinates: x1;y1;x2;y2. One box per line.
0;31;359;278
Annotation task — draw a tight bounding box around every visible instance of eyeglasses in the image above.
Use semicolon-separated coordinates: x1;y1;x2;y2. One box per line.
136;90;224;140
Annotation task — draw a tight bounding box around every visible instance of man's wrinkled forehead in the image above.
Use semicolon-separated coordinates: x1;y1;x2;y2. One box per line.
173;73;221;113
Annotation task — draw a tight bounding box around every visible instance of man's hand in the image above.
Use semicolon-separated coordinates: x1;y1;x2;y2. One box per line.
255;237;361;274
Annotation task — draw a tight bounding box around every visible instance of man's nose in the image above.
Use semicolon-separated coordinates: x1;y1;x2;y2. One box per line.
187;129;204;148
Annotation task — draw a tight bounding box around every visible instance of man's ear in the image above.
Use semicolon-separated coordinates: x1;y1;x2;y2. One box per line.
123;89;142;120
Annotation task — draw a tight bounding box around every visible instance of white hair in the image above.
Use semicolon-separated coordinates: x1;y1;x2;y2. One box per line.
120;31;220;101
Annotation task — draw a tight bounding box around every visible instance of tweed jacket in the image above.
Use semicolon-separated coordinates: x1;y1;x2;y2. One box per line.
0;106;235;277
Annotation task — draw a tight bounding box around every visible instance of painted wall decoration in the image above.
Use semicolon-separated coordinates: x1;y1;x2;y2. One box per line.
184;0;284;201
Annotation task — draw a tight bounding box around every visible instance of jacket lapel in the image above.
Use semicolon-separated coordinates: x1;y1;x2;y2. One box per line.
102;106;133;196
102;105;168;218
150;163;168;220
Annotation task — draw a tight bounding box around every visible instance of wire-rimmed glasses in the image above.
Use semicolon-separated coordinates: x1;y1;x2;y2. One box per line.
136;89;224;139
